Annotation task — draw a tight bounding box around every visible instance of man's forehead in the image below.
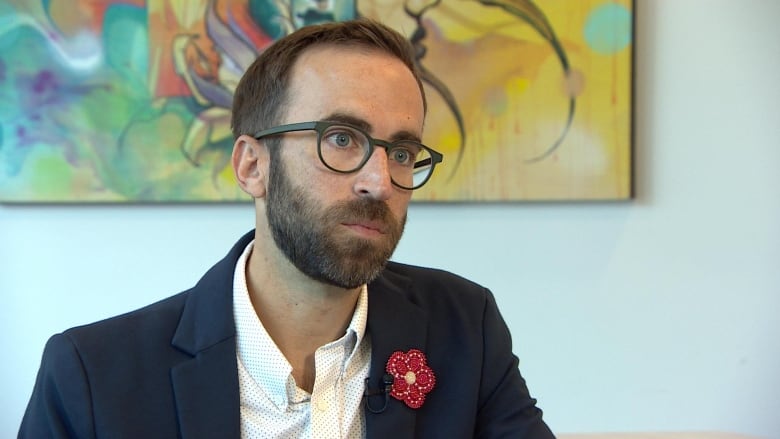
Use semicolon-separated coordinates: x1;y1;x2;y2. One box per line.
288;44;382;93
292;43;398;70
285;45;425;132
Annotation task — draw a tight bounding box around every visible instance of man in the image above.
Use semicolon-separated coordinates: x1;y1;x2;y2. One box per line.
20;19;554;438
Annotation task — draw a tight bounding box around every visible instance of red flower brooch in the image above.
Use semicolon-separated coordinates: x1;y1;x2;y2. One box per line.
385;349;436;409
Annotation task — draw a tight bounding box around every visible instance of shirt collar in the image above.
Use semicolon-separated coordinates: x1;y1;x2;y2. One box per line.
232;240;369;408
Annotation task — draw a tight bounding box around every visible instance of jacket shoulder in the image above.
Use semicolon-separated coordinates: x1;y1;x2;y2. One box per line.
62;290;190;354
383;260;488;296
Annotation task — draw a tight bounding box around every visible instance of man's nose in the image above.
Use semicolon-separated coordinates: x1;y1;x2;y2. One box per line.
353;147;394;200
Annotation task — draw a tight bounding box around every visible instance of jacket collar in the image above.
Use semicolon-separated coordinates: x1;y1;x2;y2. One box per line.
169;230;254;439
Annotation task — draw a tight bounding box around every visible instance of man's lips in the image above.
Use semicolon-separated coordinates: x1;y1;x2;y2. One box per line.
342;220;387;235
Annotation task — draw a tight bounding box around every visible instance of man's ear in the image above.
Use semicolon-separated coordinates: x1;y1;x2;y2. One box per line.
232;135;269;198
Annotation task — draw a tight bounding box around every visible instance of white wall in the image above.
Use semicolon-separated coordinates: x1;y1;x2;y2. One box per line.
2;0;779;437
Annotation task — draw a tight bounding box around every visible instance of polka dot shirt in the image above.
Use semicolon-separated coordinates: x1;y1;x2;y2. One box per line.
233;242;371;438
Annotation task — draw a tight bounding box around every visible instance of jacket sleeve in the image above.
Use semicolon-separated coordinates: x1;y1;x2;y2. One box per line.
475;289;555;439
19;333;96;439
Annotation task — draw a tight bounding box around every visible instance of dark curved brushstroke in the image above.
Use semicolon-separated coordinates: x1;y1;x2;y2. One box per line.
403;0;467;182
474;0;576;163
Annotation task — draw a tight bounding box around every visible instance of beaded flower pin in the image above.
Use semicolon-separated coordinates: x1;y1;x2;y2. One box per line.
385;349;436;409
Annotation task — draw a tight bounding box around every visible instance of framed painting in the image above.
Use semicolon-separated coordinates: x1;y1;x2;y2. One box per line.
0;0;633;202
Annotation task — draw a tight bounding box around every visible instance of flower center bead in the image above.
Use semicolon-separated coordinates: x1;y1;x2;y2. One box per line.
404;371;416;384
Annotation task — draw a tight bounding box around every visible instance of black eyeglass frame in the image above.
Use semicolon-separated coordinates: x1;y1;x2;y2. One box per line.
252;121;444;190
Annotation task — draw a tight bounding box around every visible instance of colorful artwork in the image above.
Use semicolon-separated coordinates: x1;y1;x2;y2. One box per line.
0;0;633;202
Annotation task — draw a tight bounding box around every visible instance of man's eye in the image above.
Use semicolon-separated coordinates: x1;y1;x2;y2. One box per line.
390;148;412;165
334;133;351;147
325;128;362;149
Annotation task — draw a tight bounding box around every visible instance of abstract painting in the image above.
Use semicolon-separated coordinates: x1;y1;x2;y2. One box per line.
0;0;633;202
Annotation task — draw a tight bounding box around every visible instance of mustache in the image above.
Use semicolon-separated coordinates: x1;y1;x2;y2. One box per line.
328;198;396;224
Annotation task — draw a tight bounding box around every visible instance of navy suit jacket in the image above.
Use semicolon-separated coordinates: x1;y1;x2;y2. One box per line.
20;231;554;438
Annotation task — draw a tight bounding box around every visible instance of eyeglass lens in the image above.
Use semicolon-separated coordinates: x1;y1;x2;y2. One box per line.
319;124;434;189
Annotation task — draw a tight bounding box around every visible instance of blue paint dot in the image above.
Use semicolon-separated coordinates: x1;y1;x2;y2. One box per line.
584;2;632;55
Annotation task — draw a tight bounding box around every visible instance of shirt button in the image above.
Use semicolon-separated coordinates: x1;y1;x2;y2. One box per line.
315;399;330;412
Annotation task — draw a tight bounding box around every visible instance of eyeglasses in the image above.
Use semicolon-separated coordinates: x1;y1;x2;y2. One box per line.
253;121;444;190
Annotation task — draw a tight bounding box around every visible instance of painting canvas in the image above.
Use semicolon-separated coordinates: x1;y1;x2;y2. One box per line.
0;0;633;202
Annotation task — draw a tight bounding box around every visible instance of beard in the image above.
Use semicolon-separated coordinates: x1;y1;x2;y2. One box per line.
266;158;406;289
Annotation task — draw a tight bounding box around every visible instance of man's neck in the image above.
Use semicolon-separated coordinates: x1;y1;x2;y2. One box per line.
244;234;362;392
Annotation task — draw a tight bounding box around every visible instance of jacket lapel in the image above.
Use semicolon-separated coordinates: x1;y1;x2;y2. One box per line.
169;232;254;439
170;340;239;439
365;265;429;438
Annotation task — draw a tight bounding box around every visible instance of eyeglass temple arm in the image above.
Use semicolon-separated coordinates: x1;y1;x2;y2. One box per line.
414;158;432;169
253;122;318;139
413;151;444;169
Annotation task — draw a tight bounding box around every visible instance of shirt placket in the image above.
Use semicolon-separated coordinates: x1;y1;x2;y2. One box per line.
310;340;347;438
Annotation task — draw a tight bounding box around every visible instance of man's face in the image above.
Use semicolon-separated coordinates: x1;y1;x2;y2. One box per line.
264;44;425;289
266;156;405;288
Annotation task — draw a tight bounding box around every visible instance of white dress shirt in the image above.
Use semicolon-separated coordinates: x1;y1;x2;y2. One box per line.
232;241;371;438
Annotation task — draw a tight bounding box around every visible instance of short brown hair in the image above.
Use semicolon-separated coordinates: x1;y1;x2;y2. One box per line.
230;18;426;140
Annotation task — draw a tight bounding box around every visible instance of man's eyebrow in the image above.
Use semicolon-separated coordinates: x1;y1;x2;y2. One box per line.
321;112;421;143
322;112;373;132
